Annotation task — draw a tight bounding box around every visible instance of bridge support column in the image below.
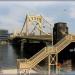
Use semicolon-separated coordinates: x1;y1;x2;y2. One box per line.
48;53;58;75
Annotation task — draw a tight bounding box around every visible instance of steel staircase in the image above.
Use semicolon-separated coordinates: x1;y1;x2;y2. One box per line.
17;34;75;70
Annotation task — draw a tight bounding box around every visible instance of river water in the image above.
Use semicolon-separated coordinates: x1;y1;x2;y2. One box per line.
0;44;18;69
1;43;75;75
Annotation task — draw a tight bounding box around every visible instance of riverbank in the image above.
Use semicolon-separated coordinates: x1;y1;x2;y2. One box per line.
0;68;37;75
1;67;74;75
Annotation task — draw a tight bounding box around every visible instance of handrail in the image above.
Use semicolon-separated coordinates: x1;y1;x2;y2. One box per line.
29;35;71;60
71;35;75;41
28;47;47;61
56;39;71;53
28;36;69;61
29;48;50;68
18;34;75;69
55;34;71;53
28;35;71;68
54;35;68;47
24;35;71;63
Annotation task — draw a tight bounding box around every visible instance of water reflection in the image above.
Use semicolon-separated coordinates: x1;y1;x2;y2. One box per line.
0;44;17;68
0;43;75;74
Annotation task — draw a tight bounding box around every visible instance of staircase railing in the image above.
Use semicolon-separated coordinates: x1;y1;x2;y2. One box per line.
56;39;71;53
28;35;71;62
17;34;75;69
28;47;50;68
54;35;68;47
28;47;47;61
27;35;72;67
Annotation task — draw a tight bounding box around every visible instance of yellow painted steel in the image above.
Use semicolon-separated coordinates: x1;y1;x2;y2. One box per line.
27;16;42;35
17;34;75;74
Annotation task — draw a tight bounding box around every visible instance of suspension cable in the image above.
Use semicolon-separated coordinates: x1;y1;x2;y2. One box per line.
29;25;37;35
36;25;51;35
28;16;53;35
20;15;27;34
20;15;53;36
42;16;52;25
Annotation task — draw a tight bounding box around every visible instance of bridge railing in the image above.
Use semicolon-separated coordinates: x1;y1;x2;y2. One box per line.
27;47;47;62
54;35;68;47
17;34;75;69
27;47;52;68
71;35;75;41
54;34;72;53
56;39;71;53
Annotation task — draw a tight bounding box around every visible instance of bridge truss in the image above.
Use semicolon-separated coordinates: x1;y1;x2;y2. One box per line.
16;15;56;75
17;34;75;75
20;15;52;36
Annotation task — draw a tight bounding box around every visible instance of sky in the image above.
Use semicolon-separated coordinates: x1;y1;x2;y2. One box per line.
0;1;75;34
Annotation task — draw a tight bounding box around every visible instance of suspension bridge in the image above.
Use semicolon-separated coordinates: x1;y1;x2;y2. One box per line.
9;15;75;75
10;15;52;41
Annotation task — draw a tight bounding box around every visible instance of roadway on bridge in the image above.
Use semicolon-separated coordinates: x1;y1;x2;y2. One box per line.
18;35;52;41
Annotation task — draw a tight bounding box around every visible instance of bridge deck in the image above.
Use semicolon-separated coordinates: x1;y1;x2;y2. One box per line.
18;35;52;41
